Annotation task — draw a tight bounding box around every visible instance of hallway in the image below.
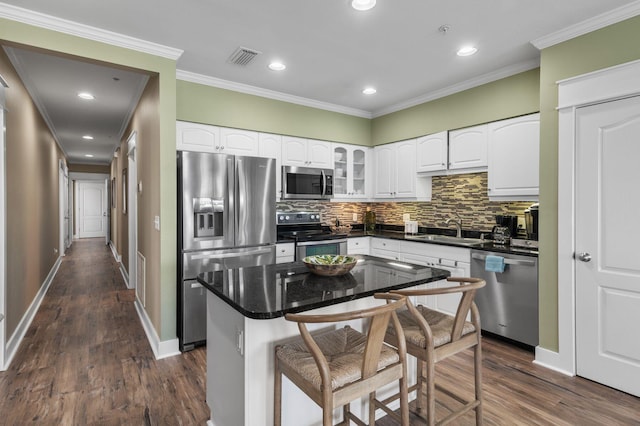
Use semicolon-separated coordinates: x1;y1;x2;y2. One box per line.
0;239;209;424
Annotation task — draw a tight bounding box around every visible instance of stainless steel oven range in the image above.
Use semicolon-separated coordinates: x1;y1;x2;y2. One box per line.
276;211;347;260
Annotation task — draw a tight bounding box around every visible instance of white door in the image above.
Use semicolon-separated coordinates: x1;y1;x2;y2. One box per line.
77;181;106;238
575;95;640;397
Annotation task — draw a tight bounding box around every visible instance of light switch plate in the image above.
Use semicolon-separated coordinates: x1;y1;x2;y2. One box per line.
352;213;358;222
154;215;160;230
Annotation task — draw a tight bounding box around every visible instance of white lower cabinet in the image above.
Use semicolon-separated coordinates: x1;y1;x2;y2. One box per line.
275;242;295;264
370;238;400;260
400;241;471;317
347;237;370;255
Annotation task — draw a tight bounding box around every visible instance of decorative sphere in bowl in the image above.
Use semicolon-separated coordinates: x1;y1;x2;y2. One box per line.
303;255;357;276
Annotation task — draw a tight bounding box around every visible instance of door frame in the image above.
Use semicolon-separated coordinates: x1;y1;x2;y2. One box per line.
544;58;640;375
127;131;138;292
58;160;68;256
0;74;8;370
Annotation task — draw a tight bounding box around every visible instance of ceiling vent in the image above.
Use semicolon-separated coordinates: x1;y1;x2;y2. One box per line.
228;46;261;66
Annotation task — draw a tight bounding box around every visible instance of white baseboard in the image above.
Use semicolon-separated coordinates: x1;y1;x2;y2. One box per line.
119;263;129;288
134;299;180;360
534;346;575;376
2;256;62;371
109;240;121;262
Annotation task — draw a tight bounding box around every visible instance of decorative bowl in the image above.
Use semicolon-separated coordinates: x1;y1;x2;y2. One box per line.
330;224;352;234
303;255;357;276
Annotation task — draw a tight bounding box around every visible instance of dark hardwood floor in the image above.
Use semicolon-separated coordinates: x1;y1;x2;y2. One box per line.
0;239;638;425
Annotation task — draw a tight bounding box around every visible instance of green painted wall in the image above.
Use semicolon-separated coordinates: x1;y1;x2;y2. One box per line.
0;18;179;342
371;69;540;145
538;15;640;351
177;80;371;146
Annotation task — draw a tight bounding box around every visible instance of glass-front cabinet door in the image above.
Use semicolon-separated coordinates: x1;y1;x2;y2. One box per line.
333;144;369;199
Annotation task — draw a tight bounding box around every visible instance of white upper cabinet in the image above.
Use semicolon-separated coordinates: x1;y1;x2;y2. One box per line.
176;121;221;153
219;128;259;156
448;124;488;172
373;144;396;198
487;113;540;200
395;139;417;197
332;144;371;199
416;131;448;173
282;137;332;168
374;139;430;200
258;133;282;199
176;121;259;156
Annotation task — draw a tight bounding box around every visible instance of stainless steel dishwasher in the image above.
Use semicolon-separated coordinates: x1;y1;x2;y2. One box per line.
470;250;538;347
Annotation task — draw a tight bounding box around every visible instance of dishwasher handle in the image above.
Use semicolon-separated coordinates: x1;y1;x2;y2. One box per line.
471;252;536;267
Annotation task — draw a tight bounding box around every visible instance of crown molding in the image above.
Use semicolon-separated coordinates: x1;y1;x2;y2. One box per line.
176;69;373;119
371;58;541;118
531;0;640;50
0;2;183;60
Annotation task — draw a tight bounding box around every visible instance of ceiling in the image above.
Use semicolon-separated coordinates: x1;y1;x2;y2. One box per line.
1;0;639;165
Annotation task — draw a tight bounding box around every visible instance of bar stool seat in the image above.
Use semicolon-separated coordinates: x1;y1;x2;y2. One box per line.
276;325;401;391
389;305;476;348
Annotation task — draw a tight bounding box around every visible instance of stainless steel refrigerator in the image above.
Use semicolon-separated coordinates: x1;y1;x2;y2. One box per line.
177;151;276;351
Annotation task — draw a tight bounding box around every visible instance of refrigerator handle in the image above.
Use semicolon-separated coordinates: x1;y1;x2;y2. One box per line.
321;170;326;197
190;247;273;260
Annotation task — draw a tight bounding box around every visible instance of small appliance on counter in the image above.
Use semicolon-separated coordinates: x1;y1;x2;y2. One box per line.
494;215;518;238
524;203;539;240
511;203;539;249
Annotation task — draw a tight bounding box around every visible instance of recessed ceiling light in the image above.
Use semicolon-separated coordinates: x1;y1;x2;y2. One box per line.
84;154;94;158
77;92;95;100
82;135;94;140
362;87;377;95
268;61;286;71
457;46;478;57
351;0;376;11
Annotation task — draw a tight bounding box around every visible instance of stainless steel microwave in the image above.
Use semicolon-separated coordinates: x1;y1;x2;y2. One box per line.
281;166;333;200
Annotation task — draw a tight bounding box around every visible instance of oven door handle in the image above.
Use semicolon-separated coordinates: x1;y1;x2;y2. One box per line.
296;238;348;247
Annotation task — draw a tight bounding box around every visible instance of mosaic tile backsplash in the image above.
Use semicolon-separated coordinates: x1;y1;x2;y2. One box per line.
277;172;536;234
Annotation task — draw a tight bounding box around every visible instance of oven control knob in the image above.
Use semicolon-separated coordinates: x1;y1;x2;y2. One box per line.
285;216;290;220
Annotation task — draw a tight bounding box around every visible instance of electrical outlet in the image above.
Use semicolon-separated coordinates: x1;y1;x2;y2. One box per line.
154;215;160;230
402;213;410;222
352;213;358;222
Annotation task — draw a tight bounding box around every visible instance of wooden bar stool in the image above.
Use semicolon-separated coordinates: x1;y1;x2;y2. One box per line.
274;293;410;426
385;277;486;425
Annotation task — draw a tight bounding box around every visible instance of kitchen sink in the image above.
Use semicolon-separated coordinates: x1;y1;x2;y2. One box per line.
405;234;485;247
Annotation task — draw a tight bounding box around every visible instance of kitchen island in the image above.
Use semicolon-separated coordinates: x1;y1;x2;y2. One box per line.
197;255;449;426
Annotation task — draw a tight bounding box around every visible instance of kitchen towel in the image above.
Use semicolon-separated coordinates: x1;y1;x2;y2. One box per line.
485;255;506;273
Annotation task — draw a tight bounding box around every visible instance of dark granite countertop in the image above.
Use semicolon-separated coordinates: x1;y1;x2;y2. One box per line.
346;228;538;257
197;255;450;319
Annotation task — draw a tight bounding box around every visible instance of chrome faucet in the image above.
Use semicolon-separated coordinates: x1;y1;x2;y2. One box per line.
445;212;463;238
